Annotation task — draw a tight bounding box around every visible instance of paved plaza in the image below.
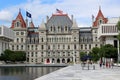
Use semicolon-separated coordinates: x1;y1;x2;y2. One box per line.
35;64;120;80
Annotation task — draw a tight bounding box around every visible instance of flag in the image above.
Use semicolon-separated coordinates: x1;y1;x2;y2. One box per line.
26;11;31;18
56;9;63;14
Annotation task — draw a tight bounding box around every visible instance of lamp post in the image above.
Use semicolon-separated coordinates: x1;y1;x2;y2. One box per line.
73;50;75;65
118;39;120;65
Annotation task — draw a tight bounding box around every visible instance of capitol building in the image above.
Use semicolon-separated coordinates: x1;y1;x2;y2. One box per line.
8;8;120;64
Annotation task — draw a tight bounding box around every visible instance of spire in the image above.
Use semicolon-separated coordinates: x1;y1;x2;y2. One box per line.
71;19;79;29
29;20;35;28
11;9;26;28
39;19;46;30
93;6;108;27
99;5;101;11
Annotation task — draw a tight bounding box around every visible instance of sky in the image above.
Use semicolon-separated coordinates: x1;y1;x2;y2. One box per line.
0;0;120;27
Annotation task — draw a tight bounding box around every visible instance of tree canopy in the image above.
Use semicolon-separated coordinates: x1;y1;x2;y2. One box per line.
0;49;26;63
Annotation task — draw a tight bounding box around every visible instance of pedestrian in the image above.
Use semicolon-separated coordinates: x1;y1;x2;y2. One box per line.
99;61;102;68
106;61;108;68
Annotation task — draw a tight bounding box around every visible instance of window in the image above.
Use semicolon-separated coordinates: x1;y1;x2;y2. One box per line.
28;45;29;50
95;37;97;41
95;44;97;47
21;32;24;35
16;21;20;27
65;26;67;31
31;52;34;57
81;45;83;49
99;19;103;24
31;45;33;50
41;45;44;50
17;45;19;50
35;52;37;57
58;45;60;49
85;44;87;49
16;32;19;35
63;45;65;49
21;38;23;42
51;26;52;31
74;44;76;49
17;38;19;42
48;45;50;49
12;45;14;50
74;37;76;42
41;38;43;42
89;44;91;49
21;45;23;50
68;45;70;49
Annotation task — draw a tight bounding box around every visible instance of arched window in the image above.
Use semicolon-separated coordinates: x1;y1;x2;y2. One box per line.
16;21;20;27
65;26;67;31
51;26;52;31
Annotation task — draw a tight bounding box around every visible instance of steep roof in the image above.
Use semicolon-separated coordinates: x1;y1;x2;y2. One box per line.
46;13;72;28
11;11;26;28
93;7;108;27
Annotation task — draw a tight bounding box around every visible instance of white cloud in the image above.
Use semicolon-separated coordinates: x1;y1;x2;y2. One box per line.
0;10;13;22
0;0;120;27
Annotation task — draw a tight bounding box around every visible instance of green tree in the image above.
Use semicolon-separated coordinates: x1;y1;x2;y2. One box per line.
14;51;26;61
80;52;87;61
89;47;100;62
0;49;26;63
103;44;117;59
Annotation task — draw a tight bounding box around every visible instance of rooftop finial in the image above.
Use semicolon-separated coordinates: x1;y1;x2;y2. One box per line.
19;8;21;13
99;5;101;10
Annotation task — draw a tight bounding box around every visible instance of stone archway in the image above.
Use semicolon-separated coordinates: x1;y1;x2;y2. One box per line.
52;58;55;63
67;58;70;63
46;58;50;63
57;58;60;63
62;58;65;63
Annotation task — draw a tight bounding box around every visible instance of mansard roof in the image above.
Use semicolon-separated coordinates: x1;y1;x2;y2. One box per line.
93;7;108;27
46;13;72;28
11;11;26;28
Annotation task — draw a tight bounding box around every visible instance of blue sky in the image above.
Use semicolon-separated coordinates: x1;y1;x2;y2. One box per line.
0;0;120;27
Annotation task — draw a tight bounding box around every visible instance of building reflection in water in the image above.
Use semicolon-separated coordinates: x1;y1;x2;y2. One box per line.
0;67;63;80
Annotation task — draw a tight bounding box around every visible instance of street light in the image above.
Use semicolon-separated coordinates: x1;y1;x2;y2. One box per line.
118;39;120;65
73;50;75;65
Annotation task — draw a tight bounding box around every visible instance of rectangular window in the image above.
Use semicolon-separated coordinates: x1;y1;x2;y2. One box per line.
89;44;91;49
85;44;87;49
41;45;44;50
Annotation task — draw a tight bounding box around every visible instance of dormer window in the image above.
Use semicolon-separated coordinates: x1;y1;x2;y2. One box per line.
15;21;21;27
65;26;67;31
98;19;103;25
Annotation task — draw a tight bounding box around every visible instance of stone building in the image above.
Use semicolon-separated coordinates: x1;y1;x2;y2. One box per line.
0;25;14;55
9;8;120;64
10;10;80;64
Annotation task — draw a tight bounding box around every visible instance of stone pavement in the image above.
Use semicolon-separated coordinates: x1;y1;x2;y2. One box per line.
35;64;120;80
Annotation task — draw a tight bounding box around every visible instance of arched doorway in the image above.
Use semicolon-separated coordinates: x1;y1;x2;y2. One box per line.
57;59;60;63
62;58;65;63
52;58;55;63
67;58;70;63
46;58;50;63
